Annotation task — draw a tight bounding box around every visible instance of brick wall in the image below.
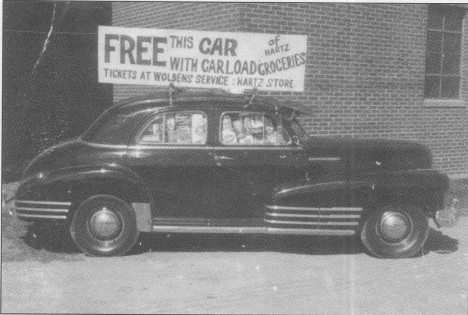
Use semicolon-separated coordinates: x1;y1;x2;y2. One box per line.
112;2;241;101
112;3;467;175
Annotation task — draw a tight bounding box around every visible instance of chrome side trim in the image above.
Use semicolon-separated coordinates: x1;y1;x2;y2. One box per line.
320;207;363;212
16;200;71;206
267;205;362;212
16;214;67;220
265;219;359;226
83;142;128;149
15;200;71;221
266;213;361;219
308;157;341;161
129;145;212;150
152;226;266;234
267;205;320;211
267;213;320;218
151;225;356;236
267;228;355;236
16;207;69;213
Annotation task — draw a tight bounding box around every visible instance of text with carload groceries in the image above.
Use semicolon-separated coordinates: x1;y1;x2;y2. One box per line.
98;26;307;92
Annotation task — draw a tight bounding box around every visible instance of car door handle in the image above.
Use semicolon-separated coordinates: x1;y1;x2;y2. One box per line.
214;155;234;161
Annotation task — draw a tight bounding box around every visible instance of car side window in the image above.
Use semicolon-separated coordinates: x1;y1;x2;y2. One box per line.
86;111;137;145
137;111;208;145
220;112;290;145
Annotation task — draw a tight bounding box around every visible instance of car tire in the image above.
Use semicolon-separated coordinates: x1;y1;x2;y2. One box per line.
70;195;139;257
360;203;429;259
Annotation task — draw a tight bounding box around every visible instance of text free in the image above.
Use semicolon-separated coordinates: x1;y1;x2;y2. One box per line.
104;34;239;67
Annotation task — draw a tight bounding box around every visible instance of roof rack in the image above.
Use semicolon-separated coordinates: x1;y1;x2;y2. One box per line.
196;88;230;95
253;95;314;119
244;87;258;108
168;83;185;106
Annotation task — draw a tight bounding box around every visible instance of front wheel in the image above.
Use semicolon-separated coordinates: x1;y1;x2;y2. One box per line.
70;195;139;257
360;203;429;259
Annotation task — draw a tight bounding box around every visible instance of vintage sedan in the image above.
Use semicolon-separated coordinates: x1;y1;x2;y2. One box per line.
14;88;458;258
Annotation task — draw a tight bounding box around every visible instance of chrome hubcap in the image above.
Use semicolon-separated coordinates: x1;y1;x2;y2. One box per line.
89;207;120;240
380;211;411;242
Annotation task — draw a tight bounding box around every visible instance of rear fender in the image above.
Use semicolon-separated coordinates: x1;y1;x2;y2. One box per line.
16;164;154;225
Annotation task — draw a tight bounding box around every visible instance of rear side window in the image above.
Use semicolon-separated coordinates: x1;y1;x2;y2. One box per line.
82;109;137;145
137;111;208;145
220;112;290;146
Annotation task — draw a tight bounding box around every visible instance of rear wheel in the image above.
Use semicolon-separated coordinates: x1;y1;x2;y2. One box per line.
360;203;429;259
70;195;139;257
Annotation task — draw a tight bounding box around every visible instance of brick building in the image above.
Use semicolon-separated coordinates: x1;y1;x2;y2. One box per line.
111;2;467;175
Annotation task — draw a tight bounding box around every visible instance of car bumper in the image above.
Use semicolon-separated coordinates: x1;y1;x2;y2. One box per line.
435;198;459;227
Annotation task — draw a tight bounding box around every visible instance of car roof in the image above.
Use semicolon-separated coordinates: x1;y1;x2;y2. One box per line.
113;89;314;117
115;90;244;107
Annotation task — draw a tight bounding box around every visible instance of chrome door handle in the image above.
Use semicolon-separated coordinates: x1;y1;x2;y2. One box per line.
214;155;234;161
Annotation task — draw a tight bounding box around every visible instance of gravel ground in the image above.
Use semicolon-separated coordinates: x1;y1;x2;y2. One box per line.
1;218;467;314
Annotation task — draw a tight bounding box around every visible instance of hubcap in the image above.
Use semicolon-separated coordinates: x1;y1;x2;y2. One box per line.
380;211;411;242
89;207;120;240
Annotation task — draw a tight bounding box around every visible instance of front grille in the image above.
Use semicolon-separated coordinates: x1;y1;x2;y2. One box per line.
15;200;71;220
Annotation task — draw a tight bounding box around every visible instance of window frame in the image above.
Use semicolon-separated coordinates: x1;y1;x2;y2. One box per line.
136;110;208;146
81;107;140;146
218;110;292;147
424;5;465;100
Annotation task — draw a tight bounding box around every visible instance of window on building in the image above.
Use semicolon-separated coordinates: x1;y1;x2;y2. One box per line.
425;5;465;99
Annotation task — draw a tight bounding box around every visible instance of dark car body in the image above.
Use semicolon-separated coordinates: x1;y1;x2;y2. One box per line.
14;90;457;257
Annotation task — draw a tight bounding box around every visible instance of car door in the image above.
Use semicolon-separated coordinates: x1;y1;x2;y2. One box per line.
265;121;354;231
126;108;218;221
287;136;350;209
212;109;302;224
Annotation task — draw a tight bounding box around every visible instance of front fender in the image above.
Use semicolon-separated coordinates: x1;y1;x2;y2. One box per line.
273;177;350;201
363;170;449;215
271;170;449;216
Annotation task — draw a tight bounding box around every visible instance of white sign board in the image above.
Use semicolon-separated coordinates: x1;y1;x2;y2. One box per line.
98;26;307;93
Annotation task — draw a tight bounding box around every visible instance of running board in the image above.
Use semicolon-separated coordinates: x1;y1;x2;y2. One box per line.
151;225;355;236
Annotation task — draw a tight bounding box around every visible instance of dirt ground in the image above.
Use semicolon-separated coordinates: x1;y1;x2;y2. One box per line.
1;179;468;314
